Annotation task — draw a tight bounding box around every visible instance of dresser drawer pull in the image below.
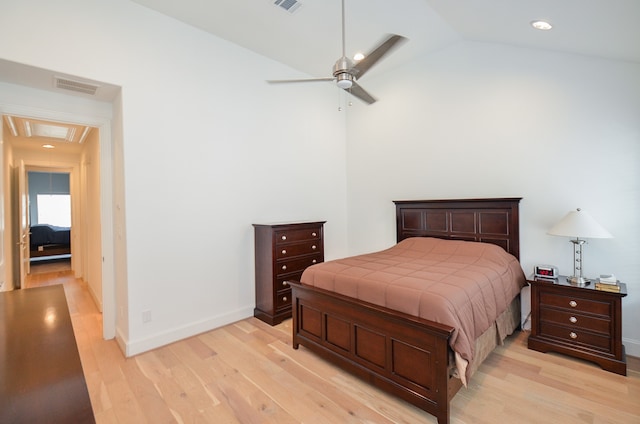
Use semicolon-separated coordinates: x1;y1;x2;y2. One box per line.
282;281;288;286
282;265;287;271
312;259;317;264
569;332;578;339
281;249;287;255
569;300;577;308
281;235;287;241
569;316;578;324
312;245;317;250
282;296;288;302
312;232;317;237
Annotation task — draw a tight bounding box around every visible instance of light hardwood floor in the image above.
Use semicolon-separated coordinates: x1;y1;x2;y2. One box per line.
26;265;640;423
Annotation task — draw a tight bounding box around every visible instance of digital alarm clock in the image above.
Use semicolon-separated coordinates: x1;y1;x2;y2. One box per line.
534;264;559;278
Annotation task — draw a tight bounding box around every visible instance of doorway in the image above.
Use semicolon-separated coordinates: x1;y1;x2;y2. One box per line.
1;107;116;341
8;129;84;292
26;171;72;277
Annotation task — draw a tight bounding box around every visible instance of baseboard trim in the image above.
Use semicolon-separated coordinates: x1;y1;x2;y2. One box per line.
623;337;640;358
123;306;254;357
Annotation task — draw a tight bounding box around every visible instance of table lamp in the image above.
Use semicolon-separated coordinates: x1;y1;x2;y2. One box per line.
547;208;612;285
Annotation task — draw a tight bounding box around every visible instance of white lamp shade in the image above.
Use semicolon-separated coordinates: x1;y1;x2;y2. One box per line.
547;208;613;239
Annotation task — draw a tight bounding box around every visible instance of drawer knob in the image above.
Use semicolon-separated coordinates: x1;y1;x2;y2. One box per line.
282;281;288;286
312;259;317;264
569;332;578;339
281;235;287;241
569;316;578;324
569;300;577;308
282;249;287;255
282;265;287;271
312;245;317;250
312;232;317;237
282;296;288;302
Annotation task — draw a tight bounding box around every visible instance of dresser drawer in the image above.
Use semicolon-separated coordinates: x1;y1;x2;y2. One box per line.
276;275;299;292
275;288;292;311
276;254;322;276
276;240;321;259
539;307;610;335
539;292;611;316
275;227;321;244
540;322;612;352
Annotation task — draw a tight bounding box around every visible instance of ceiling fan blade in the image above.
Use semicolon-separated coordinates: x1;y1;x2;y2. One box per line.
351;34;407;79
267;77;335;84
344;81;376;104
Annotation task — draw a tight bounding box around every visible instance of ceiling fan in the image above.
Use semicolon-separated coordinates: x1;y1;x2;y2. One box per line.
267;0;407;104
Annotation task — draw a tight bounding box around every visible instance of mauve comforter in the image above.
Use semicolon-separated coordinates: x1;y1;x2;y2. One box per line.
300;237;526;380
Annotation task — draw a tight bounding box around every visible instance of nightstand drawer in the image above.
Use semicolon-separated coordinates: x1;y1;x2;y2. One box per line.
540;322;611;351
539;292;611;316
539;307;610;335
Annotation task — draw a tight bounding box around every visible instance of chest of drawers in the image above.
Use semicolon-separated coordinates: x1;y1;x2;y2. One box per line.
253;221;325;325
527;276;627;375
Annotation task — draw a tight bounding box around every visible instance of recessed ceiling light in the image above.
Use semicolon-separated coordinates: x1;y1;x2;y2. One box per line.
353;52;364;61
5;116;18;136
531;20;553;31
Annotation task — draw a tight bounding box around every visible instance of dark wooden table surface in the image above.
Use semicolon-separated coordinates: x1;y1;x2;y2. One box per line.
0;285;95;423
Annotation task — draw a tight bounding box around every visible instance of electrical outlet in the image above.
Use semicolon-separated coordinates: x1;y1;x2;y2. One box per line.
142;310;151;323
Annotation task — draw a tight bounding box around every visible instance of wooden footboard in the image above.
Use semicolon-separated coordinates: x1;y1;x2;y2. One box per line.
289;280;462;424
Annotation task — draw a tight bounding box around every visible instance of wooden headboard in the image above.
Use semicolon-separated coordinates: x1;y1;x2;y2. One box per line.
394;198;522;259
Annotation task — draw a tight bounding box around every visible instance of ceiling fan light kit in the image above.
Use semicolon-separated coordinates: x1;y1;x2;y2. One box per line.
336;73;353;89
267;0;407;104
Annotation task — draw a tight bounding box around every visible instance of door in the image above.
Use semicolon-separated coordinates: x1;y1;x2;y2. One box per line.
0;117;3;291
17;160;29;288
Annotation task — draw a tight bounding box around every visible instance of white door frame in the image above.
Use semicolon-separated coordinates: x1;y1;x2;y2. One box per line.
0;104;116;340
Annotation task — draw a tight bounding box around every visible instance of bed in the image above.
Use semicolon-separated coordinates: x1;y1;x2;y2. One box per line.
287;198;525;424
30;224;71;258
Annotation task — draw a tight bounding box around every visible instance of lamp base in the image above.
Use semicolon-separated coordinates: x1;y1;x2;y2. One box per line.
567;276;591;286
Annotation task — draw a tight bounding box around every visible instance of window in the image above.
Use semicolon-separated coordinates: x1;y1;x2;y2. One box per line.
37;194;71;227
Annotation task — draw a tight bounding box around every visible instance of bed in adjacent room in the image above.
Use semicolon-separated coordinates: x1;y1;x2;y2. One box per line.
287;198;525;424
29;224;71;258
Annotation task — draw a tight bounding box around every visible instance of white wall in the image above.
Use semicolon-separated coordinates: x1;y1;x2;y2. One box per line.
0;0;348;354
79;129;103;310
346;41;640;355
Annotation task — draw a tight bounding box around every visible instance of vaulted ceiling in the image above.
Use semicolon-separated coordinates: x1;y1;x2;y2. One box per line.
1;1;638;146
131;0;640;82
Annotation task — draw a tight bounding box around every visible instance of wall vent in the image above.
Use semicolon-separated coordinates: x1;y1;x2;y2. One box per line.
54;76;100;96
274;0;302;14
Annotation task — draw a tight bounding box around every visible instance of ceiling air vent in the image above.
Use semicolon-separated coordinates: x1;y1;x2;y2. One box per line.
274;0;301;14
54;76;100;96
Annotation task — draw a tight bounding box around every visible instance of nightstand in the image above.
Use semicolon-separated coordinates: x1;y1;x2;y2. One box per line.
527;276;627;375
